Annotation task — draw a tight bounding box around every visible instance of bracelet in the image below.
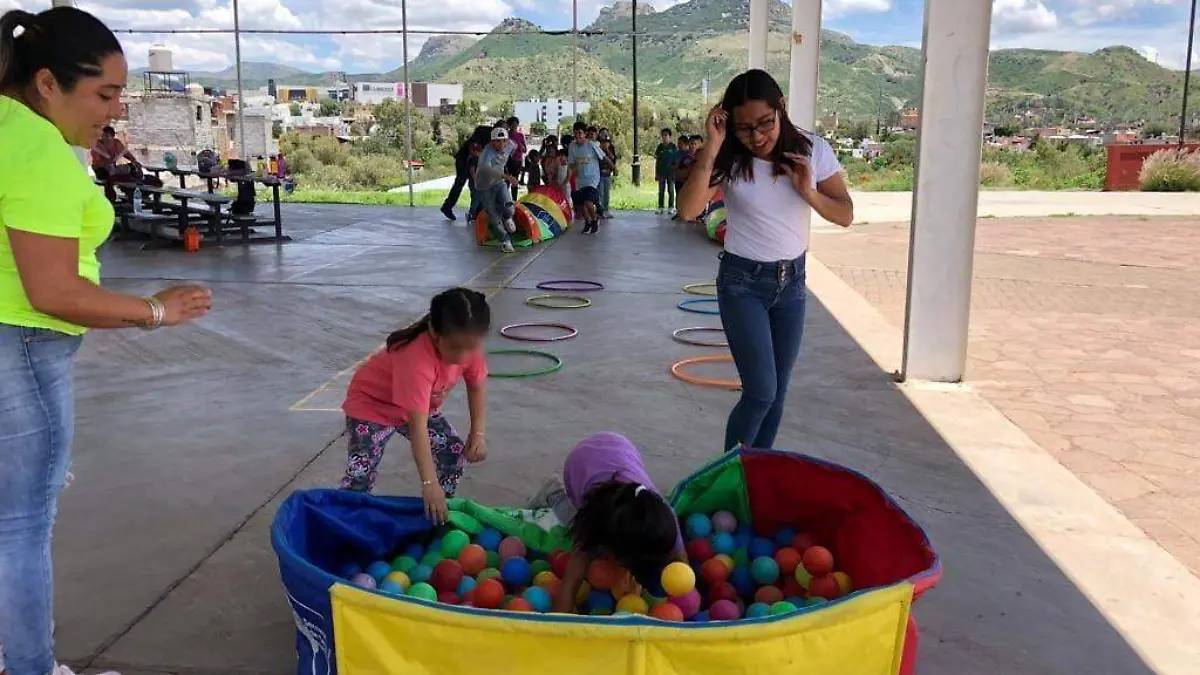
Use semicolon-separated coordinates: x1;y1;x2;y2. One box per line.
140;296;165;331
421;479;435;487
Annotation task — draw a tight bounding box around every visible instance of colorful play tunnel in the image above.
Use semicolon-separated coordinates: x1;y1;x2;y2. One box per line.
271;447;942;675
476;184;573;248
705;190;727;244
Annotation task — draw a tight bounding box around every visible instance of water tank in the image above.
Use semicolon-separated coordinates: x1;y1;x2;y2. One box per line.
149;46;173;72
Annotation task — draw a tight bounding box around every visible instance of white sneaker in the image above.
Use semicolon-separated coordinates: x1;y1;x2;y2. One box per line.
503;218;516;234
500;241;515;253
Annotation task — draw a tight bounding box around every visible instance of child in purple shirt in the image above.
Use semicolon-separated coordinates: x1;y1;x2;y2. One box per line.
532;432;686;612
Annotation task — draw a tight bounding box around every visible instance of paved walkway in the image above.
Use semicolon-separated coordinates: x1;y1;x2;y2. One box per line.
812;215;1200;577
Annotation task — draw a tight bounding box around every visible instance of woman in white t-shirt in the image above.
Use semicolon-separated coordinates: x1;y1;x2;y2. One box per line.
679;69;853;452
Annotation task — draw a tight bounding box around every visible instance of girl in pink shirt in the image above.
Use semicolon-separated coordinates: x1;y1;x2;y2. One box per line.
341;288;490;523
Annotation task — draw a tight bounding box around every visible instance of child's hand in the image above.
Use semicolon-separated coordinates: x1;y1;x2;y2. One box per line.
422;482;449;524
465;433;487;463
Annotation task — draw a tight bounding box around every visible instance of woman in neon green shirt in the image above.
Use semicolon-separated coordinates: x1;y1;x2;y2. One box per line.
0;9;212;675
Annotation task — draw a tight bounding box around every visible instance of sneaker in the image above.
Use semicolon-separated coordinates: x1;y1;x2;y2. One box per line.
440;206;456;221
500;241;515;253
656;208;664;214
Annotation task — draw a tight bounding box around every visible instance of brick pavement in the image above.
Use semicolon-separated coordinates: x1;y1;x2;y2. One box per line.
812;216;1200;576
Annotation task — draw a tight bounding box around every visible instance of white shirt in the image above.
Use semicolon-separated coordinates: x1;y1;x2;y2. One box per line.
721;132;841;262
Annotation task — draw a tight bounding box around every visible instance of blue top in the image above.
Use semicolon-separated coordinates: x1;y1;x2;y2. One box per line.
567;140;604;189
476;140;515;190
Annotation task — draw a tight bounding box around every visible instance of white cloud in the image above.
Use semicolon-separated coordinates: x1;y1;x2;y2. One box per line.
1067;0;1184;26
993;0;1058;35
825;0;892;20
991;19;1191;70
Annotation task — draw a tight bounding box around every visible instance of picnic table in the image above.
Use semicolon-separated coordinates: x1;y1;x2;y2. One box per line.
141;164;287;240
105;181;288;249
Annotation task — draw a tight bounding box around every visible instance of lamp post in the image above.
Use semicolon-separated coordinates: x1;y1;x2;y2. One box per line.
233;0;246;159
1180;0;1197;147
631;0;641;185
402;0;414;207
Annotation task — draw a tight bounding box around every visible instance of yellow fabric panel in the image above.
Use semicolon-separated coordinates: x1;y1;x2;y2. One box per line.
331;581;912;675
520;192;568;228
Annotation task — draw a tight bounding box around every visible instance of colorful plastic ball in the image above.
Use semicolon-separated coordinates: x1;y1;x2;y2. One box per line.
505;597;534;612
383;571;411;592
700;557;729;585
616;593;649;615
430;559;464;593
440;530;470;559
457;544;487;576
802;546;835;577
587;557;624;591
774;547;802;577
689;610;710;623
530;559;551;578
660;561;696;597
649;602;684;622
576;580;592;606
350;572;377;589
584;590;616;615
794;564;813;589
713;553;735;572
477;567;501;582
338;562;362;579
732;548;749;569
754;585;784;605
534;570;559;589
711;510;738;533
474;578;505;609
708;581;739;606
791;532;817;553
781;578;806;599
686;538;714;563
549;550;571;578
501;557;532;587
366;560;392;582
498;536;527;561
671;588;702;618
774;527;797;548
749;537;776;560
730;567;755;598
409;564;433;584
407;582;438;602
522;586;552;613
457;576;477;597
709;599;741;621
768;600;798;616
437;591;460;604
710;532;735;556
806;596;829;607
832;571;854;595
486;550;501;569
751;556;780;585
733;525;753;550
420;551;444;568
379;578;405;595
403;543;424;559
745;602;771;619
684;513;713;539
391;555;418;574
786;596;807;608
809;574;842;600
476;528;502;552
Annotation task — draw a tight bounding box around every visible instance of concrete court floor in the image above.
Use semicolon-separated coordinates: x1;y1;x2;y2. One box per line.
52;205;1159;675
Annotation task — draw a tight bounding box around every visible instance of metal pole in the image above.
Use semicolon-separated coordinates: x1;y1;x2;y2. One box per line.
233;0;246;159
402;0;414;207
1181;0;1197;147
572;0;578;119
631;0;640;185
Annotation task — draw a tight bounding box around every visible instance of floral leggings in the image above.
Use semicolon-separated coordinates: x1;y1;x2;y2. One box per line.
340;414;465;494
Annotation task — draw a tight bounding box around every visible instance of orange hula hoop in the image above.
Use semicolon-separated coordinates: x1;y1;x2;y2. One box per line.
670;354;742;390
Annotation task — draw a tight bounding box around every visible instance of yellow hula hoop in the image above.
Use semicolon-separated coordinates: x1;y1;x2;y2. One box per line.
670;354;742;390
683;282;718;296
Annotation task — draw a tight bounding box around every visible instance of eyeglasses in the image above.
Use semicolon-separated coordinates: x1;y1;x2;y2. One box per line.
733;114;778;139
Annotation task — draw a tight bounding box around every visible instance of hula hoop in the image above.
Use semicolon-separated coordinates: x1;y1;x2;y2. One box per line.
526;294;592;309
537;279;605;292
670;354;741;390
683;282;717;296
500;322;579;342
487;349;564;378
672;327;728;347
678;298;720;315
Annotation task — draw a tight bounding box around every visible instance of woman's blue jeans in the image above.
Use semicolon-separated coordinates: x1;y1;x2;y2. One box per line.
717;251;807;453
0;324;81;675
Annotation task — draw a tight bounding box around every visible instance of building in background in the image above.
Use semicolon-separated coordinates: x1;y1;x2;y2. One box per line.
409;82;464;111
276;86;320;103
354;82;406;105
514;98;591;132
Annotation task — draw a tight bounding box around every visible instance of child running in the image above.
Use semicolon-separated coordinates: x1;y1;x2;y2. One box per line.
531;432;686;612
341;288;491;523
477;126;519;253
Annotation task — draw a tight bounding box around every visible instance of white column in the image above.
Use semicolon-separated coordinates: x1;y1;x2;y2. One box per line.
748;0;769;70
787;0;821;130
900;0;994;382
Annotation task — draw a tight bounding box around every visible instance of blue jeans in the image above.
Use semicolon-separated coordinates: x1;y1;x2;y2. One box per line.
467;184;481;220
599;175;612;214
479;182;513;243
716;251;807;452
0;324;82;675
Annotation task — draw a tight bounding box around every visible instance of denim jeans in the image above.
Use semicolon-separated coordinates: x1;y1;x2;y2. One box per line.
479;182;513;243
599;175;612;215
467;184;481;219
0;323;82;675
657;176;675;210
716;251;807;452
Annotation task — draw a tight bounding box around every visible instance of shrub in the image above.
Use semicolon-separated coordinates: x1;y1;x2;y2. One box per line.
1140;149;1200;192
979;162;1013;187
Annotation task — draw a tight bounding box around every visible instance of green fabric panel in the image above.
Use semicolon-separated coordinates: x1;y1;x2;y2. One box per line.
446;498;573;553
668;453;751;523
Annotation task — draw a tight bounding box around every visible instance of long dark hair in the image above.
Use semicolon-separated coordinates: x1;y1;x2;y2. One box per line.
569;480;679;591
386;287;490;351
711;69;813;185
0;8;122;94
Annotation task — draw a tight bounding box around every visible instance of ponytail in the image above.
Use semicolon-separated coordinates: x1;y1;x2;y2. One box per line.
386;287;491;351
0;7;121;93
386;314;432;351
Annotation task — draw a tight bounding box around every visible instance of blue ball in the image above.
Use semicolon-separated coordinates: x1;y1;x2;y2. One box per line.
522;586;552;613
501;557;532;587
749;537;776;560
404;543;425;559
457;576;477;597
745;602;771;619
427;537;443;555
584;590;615;615
337;562;362;579
379;579;406;595
366;560;392;582
477;528;503;552
774;528;797;548
733;524;753;550
689;610;711;623
409;564;433;584
685;513;713;539
710;532;736;556
751;556;780;585
805;596;829;607
786;596;807;608
730;567;755;598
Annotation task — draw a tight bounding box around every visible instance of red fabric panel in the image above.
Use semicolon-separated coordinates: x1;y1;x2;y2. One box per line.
899;616;919;675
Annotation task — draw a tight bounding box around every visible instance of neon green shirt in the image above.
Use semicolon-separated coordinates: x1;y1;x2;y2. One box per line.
0;95;113;335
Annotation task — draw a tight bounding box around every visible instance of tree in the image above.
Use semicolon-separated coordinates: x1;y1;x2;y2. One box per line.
453;99;485;146
993;124;1019;137
289;102;301;117
530;121;548;135
318;98;341;117
1142;121;1171;139
492;100;515;122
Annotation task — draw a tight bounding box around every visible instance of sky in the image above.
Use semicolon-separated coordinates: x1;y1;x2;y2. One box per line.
0;0;1194;74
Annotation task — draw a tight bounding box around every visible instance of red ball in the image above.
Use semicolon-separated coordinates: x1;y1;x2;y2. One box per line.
437;591;460;605
458;544;488;577
774;547;802;577
754;585;784;605
701;557;729;586
780;577;806;598
650;602;684;622
505;597;534;612
474;578;505;609
549;550;571;578
802;546;835;577
461;589;476;604
430;559;465;593
686;538;714;563
707;581;739;606
791;532;817;553
809;574;841;600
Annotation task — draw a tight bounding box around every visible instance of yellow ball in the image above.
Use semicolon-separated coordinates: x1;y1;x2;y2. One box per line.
534;571;559;589
714;554;735;572
660;561;696;597
383;571;411;592
832;571;853;595
616;593;649;615
575;580;592;606
794;565;812;589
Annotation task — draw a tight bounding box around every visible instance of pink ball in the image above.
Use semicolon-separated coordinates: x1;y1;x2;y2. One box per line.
710;599;741;621
498;537;527;560
711;510;738;533
671;588;702;619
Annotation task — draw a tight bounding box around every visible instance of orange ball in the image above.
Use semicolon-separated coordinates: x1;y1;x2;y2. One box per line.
505;597;534;612
802;546;835;577
774;547;802;576
713;554;735;572
832;571;854;595
701;557;730;585
458;544;488;576
587;557;623;591
809;574;841;600
649;602;684;621
754;585;784;605
474;578;505;609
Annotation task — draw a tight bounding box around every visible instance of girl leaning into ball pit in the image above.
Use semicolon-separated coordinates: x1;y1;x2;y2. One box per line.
340;288;491;524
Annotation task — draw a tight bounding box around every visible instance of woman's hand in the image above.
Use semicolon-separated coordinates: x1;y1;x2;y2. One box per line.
154;285;212;326
422;482;449;524
705;106;727;148
781;152;814;200
465;432;487;463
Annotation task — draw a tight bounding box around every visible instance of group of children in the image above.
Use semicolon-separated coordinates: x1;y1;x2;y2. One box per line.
654;128;707;221
339;288;684;609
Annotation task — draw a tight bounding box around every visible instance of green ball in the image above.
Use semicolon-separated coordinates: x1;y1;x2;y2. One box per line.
420;550;444;568
486;550;501;568
530;560;552;577
478;567;502;581
441;530;471;559
732;548;749;569
391;555;418;574
768;601;798;616
407;582;438;602
751;556;780;584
